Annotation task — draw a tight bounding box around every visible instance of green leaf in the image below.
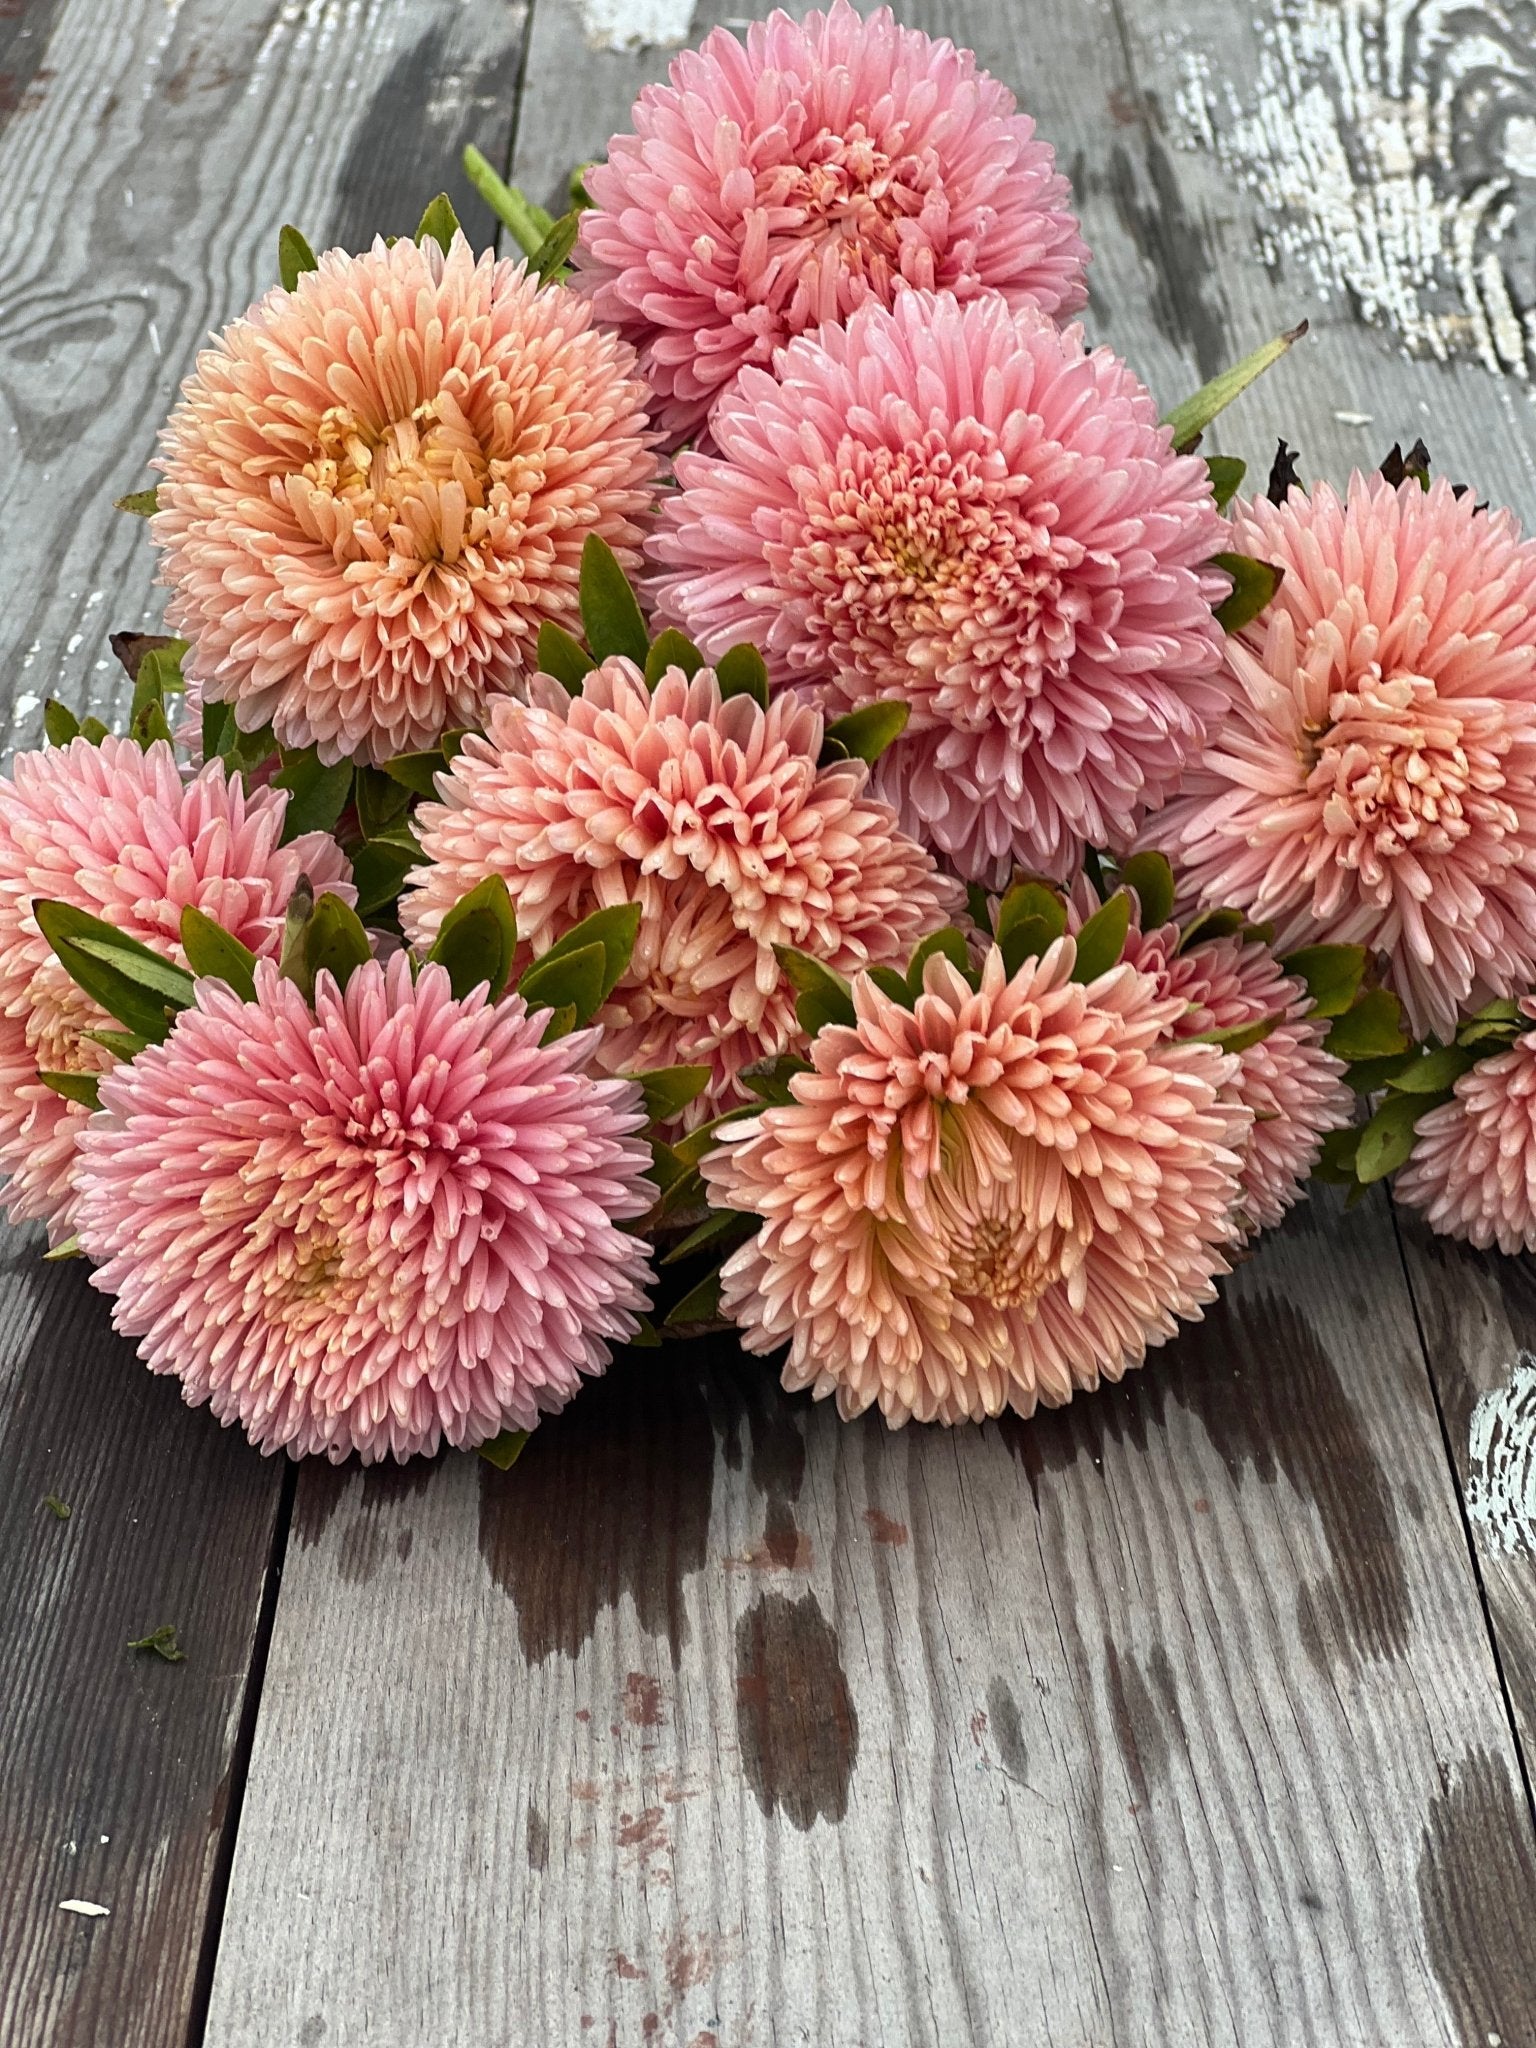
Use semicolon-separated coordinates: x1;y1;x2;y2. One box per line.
42;1493;71;1520
536;902;641;1006
774;946;855;1036
1325;987;1408;1063
662;1206;758;1264
866;965;914;1007
35;901;194;1043
1313;1125;1362;1184
127;1624;185;1663
87;1028;148;1060
1280;942;1367;1018
415;192;461;253
738;1053;812;1106
381;748;449;798
996;881;1068;976
539;1004;579;1044
1177;905;1247;952
579;534;648;665
713;642;770;710
179;905;258;1002
128;644;184;746
1456;997;1526;1054
530;210;580;282
906;926;973;995
427;874;518;1002
79;717;111;745
461;145;553;257
1355;1092;1426;1184
114;487;158;516
518;940;606;1025
628;1313;662;1349
301;893;373;996
1205;455;1247;510
1118;851;1175;929
352;835;421;920
1213;552;1283;633
1386;1045;1473;1096
43;1235;82;1262
130;700;173;749
634;1064;713;1123
822;699;909;764
1163;323;1308;453
278;223;319;291
44;699;81;745
537;620;596;693
202;698;230;764
662;1269;727;1336
39;1071;102;1109
1344;1052;1421;1094
354;765;413;840
1194;1014;1281;1055
278;876;316;991
218;715;278;777
644;630;705;687
1071;890;1132;982
273;748;354;841
965;881;994;935
478;1428;530;1471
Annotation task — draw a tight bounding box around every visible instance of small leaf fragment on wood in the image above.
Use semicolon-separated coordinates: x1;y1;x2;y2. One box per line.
127;1624;185;1663
42;1493;71;1521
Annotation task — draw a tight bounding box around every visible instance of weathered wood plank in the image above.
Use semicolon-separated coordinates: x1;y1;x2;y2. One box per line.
0;0;530;758
0;3;531;2042
202;1195;1536;2045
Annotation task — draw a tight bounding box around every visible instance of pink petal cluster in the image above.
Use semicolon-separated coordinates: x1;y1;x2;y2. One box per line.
153;235;657;767
74;958;655;1462
1148;475;1536;1043
1395;998;1536;1253
1116;912;1351;1233
573;0;1088;444
702;940;1250;1425
651;290;1230;883
0;736;350;1242
401;658;963;1120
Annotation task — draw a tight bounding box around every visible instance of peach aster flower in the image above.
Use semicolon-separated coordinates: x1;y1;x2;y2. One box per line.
400;656;962;1120
701;939;1250;1424
574;0;1088;442
74;957;655;1461
1395;997;1536;1252
0;736;350;1242
153;235;657;766
1149;475;1536;1042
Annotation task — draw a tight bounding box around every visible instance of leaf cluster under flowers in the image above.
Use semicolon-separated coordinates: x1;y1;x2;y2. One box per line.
1314;995;1525;1197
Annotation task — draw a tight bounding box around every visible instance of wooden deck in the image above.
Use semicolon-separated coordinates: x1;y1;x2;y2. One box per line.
2;0;1535;2041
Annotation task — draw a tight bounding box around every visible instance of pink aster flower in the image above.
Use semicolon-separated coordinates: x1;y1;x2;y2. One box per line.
153;234;657;767
0;736;350;1243
1148;475;1536;1043
1116;911;1350;1234
701;940;1249;1425
74;957;655;1462
651;290;1230;883
1395;998;1536;1252
400;657;963;1122
573;0;1088;445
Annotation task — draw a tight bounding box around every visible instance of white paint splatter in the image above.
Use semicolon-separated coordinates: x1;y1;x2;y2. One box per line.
58;1900;110;1918
1466;1353;1536;1557
1173;0;1536;381
570;0;694;54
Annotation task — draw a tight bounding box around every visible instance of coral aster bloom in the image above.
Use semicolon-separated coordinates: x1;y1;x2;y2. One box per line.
651;290;1230;882
1395;998;1536;1252
574;0;1088;444
701;940;1249;1425
0;736;350;1242
1117;914;1350;1233
75;958;655;1461
401;657;962;1120
153;235;657;766
1149;476;1536;1043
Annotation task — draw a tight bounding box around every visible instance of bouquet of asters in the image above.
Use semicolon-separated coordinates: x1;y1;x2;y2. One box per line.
7;1;1535;1465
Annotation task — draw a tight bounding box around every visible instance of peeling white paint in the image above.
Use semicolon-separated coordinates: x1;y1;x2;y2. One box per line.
1466;1353;1536;1558
1174;0;1536;381
58;1900;110;1918
570;0;695;54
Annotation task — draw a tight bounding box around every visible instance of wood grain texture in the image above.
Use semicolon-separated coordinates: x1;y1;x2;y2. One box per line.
0;0;529;760
0;3;529;2042
202;1195;1536;2046
0;1255;284;2048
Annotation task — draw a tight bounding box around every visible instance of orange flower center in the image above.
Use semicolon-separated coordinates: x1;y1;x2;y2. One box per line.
1307;671;1508;862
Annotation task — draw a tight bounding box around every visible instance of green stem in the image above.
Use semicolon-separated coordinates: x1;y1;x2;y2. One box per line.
462;144;553;258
